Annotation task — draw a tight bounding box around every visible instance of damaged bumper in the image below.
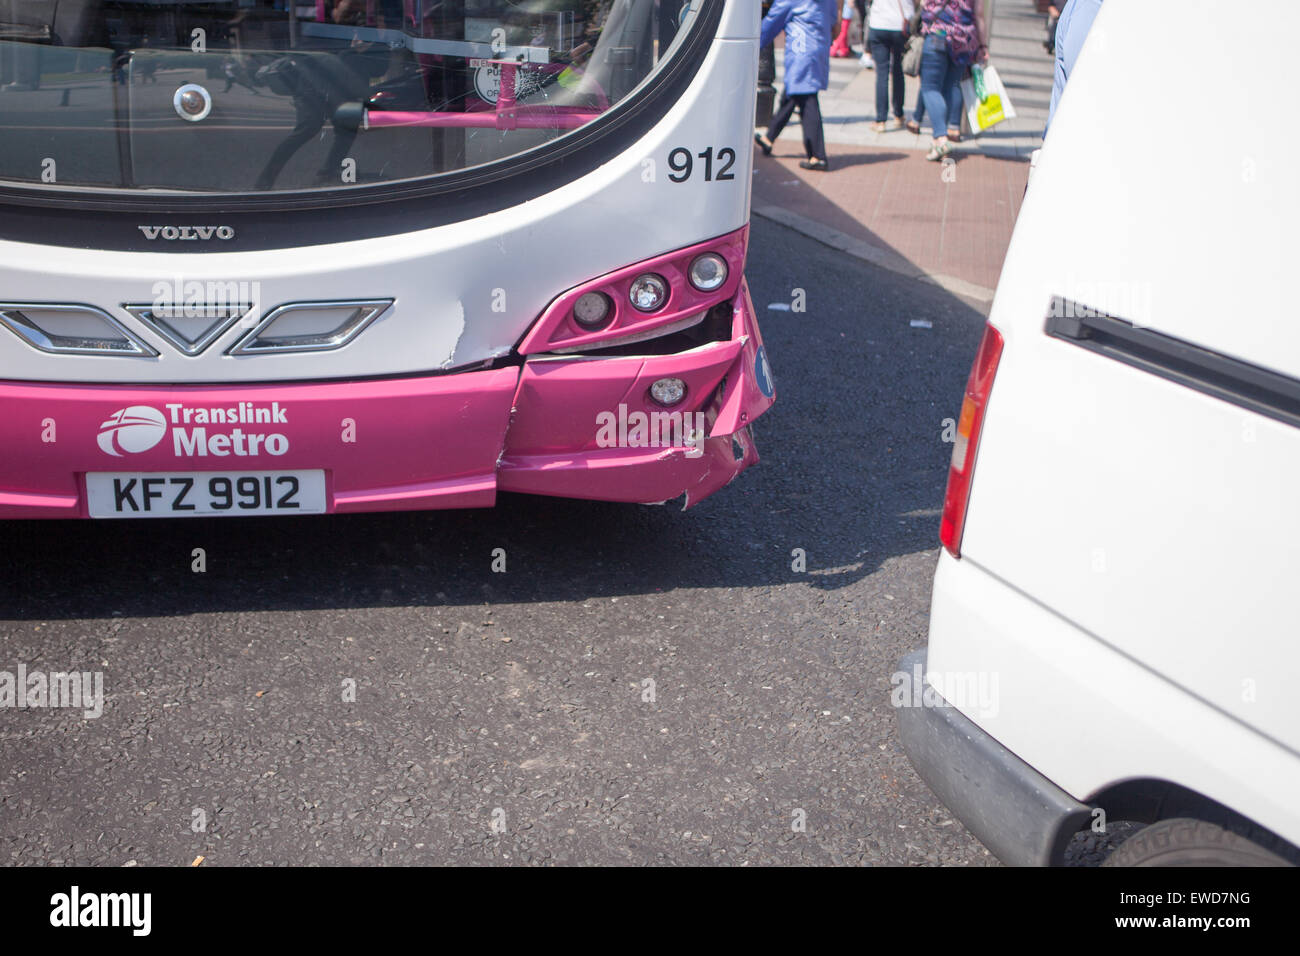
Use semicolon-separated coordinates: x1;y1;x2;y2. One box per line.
500;279;774;506
0;280;774;518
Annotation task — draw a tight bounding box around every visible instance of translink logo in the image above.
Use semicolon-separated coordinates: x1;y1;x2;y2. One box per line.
96;403;291;457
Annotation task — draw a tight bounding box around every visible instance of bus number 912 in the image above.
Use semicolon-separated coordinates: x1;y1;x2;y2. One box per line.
668;146;736;183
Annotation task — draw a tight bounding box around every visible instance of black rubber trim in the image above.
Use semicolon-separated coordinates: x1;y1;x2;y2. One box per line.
895;649;1092;866
0;0;723;252
1046;295;1300;430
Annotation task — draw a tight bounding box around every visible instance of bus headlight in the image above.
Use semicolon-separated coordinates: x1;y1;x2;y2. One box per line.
688;253;728;292
628;274;669;312
572;291;613;329
649;377;687;407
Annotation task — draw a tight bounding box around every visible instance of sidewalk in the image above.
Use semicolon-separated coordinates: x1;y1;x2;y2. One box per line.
753;0;1056;300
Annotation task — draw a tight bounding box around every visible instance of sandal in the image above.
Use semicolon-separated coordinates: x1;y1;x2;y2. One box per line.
905;119;921;134
947;128;962;143
925;140;952;162
871;121;886;133
798;158;830;171
753;131;773;156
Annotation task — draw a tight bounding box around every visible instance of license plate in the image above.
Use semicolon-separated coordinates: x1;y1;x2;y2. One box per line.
86;470;326;518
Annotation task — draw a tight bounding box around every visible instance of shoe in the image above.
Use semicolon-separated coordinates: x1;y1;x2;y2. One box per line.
830;18;853;57
860;53;875;69
798;158;830;171
925;141;953;162
871;121;886;133
905;119;921;134
947;128;962;143
754;131;773;156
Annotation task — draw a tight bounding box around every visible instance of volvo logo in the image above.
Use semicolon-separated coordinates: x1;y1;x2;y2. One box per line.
97;406;168;456
138;226;235;241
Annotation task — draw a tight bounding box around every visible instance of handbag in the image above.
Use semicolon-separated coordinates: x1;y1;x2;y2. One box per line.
902;32;924;76
902;3;924;75
959;62;1017;133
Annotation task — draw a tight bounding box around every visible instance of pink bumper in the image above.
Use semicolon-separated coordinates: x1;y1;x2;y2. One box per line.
0;283;775;518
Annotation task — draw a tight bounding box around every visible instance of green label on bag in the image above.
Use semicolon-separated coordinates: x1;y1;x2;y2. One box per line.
972;65;988;102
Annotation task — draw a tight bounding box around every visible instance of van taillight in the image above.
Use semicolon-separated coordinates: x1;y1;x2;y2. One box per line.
940;323;1004;558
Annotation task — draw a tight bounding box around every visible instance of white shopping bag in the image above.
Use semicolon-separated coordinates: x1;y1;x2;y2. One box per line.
961;63;1017;134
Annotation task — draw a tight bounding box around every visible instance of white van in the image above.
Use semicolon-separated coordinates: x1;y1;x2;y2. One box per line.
897;0;1300;866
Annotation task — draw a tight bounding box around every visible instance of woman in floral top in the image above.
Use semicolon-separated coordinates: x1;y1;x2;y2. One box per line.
918;0;988;160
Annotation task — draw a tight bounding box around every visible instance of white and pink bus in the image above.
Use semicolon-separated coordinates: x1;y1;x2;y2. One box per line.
0;0;773;518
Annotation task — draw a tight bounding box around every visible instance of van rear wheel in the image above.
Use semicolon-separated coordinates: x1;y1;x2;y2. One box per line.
1101;818;1293;867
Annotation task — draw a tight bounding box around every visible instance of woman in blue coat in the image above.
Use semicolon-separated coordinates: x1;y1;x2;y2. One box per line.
754;0;838;171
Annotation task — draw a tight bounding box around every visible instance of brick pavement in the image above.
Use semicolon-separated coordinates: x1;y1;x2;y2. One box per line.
753;0;1056;300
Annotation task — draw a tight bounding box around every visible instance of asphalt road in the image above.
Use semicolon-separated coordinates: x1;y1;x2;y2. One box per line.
0;218;998;866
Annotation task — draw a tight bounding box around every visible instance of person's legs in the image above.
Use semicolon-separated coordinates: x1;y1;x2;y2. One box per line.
919;34;950;140
255;92;326;190
767;90;798;140
944;56;965;133
319;123;359;181
854;0;869;58
908;85;925;130
890;31;906;120
799;93;828;163
868;29;890;123
907;54;926;132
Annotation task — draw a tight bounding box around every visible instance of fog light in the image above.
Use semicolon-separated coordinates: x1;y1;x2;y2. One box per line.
573;291;612;329
688;253;728;292
649;377;687;407
629;274;669;312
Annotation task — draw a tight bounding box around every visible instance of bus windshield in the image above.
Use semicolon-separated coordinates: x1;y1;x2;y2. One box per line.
0;0;698;193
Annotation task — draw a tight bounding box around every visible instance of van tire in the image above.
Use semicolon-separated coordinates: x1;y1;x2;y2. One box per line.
1101;818;1293;867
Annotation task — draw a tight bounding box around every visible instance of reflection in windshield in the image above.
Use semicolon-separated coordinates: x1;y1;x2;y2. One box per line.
0;0;694;192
